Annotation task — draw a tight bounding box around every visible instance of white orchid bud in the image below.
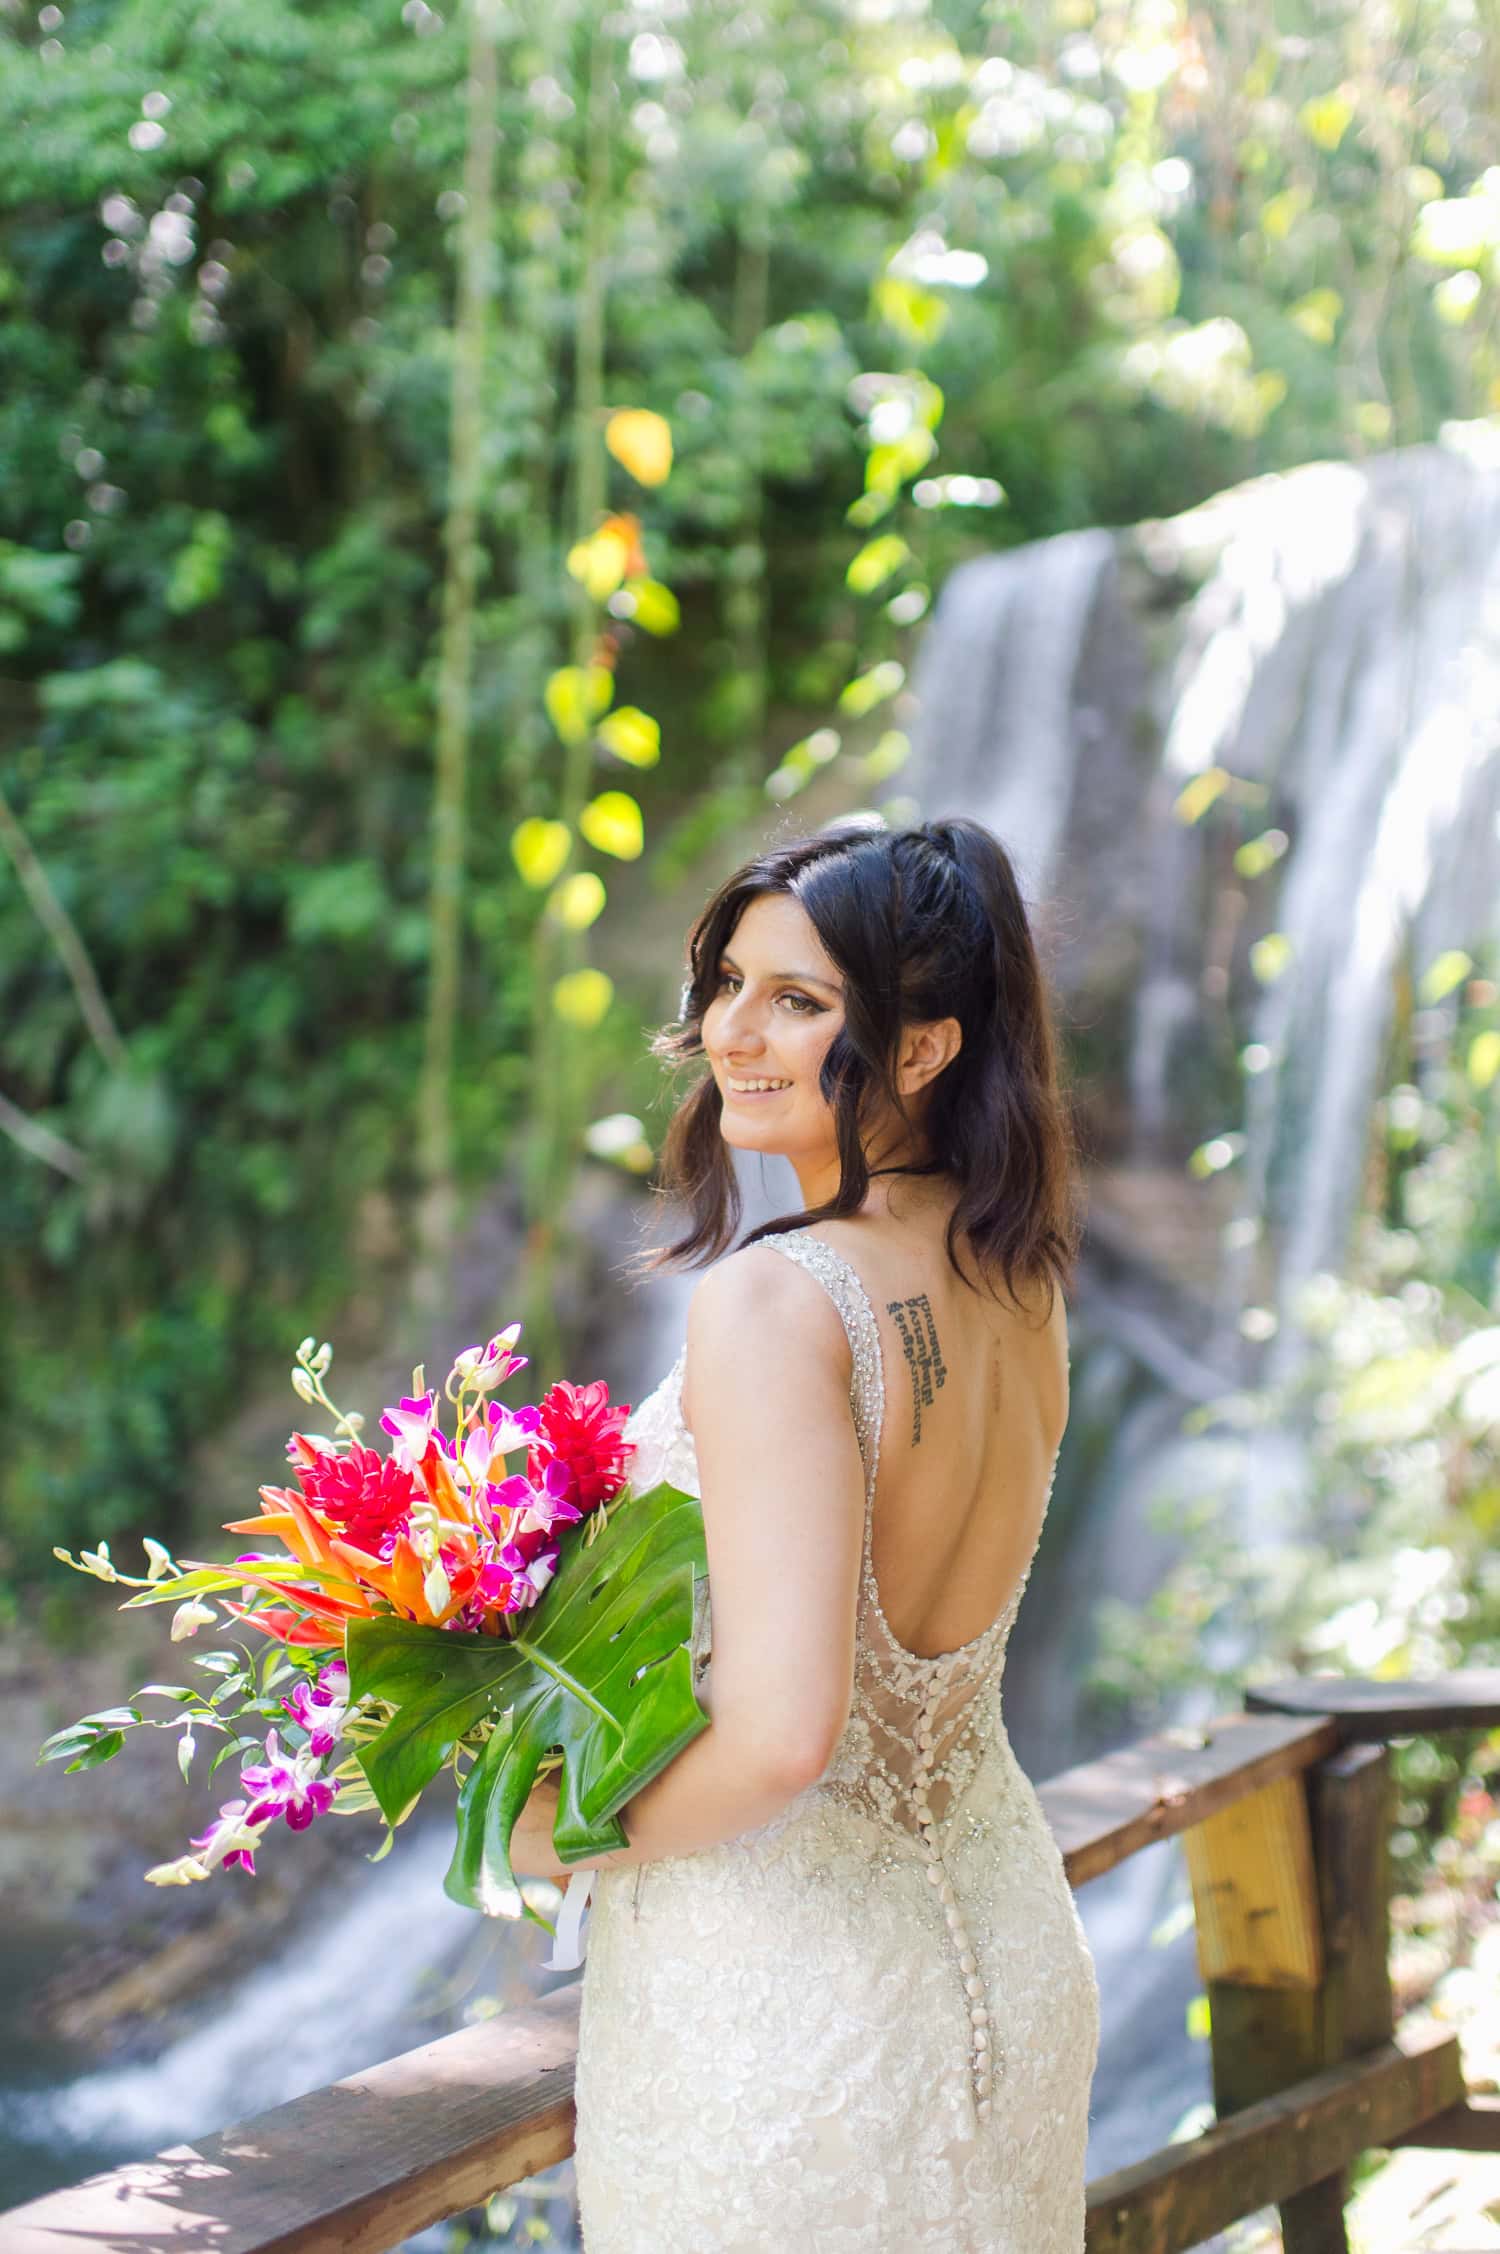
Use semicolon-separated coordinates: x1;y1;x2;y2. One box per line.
297;1335;317;1361
290;1368;317;1403
423;1557;452;1616
144;1855;210;1886
171;1597;218;1642
142;1537;175;1582
79;1545;118;1582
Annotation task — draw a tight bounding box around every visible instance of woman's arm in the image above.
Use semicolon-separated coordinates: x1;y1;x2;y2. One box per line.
508;1244;866;1879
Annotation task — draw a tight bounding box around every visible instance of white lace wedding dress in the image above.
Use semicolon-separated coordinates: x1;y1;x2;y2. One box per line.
572;1230;1099;2251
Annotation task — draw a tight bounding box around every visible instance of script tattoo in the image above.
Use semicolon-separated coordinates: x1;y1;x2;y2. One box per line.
886;1293;948;1445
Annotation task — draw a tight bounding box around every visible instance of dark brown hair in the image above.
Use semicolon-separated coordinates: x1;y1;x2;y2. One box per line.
644;816;1081;1313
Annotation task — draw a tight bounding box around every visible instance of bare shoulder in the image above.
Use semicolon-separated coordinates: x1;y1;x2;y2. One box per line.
682;1241;850;1425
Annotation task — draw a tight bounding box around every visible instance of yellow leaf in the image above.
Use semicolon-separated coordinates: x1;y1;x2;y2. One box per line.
1249;932;1294;985
566;527;632;602
548;872;607;930
579;790;644;861
873;275;949;346
1469;1030;1500;1090
597;707;661;768
1289;287;1343;345
605;409;673;487
1419;949;1473;1004
837;661;905;718
1186;1995;1212;2042
552;967;614;1029
864;428;936;497
1261;187;1309;242
544;665;613;746
510;818;571;889
1173;767;1229;825
615;577;680;636
862;729;910;782
846;535;912;596
1298;91;1353;151
1234;827;1289;878
1413;193;1500;268
1434;270;1482;325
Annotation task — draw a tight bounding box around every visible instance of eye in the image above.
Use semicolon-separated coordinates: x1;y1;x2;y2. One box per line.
712;968;824;1014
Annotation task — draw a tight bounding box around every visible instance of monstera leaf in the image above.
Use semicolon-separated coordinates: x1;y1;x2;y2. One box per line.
345;1480;707;1914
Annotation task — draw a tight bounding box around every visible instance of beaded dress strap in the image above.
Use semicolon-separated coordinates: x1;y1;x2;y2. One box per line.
757;1231;884;1530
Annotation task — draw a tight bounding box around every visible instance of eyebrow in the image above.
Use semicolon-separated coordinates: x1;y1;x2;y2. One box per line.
720;949;841;994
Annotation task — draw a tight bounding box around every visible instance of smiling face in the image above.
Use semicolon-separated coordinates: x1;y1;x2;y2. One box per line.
699;892;846;1175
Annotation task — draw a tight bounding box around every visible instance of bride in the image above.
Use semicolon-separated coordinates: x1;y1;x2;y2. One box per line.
509;814;1100;2250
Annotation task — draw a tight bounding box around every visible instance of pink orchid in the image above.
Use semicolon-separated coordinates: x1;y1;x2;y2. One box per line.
281;1657;350;1757
378;1391;441;1474
447;1325;530;1396
189;1798;271;1876
496;1521;561;1608
240;1729;339;1831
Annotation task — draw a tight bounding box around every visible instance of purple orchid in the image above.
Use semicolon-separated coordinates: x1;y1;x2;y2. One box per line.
446;1324;529;1396
281;1657;350;1757
486;1458;581;1539
497;1521;561;1607
240;1729;340;1832
379;1389;440;1473
188;1798;271;1876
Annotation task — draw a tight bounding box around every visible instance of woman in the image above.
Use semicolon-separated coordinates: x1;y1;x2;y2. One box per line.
510;815;1100;2250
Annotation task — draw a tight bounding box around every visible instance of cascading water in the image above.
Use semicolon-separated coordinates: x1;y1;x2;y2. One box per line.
910;419;1500;2168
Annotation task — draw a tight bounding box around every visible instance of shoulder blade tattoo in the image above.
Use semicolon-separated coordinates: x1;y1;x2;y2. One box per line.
885;1292;948;1445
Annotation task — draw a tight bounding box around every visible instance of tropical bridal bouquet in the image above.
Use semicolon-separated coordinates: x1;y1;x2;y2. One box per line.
39;1328;707;1937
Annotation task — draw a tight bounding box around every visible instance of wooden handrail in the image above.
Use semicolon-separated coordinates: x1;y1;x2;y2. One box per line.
7;1674;1498;2254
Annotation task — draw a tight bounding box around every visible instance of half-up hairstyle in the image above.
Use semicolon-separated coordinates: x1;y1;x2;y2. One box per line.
645;816;1081;1314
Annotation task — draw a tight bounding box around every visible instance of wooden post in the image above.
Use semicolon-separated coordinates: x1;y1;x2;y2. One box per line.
1185;1743;1393;2254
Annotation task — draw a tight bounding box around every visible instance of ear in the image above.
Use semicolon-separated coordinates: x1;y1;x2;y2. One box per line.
896;1016;962;1096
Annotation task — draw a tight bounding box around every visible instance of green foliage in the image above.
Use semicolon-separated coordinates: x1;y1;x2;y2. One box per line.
345;1480;708;1913
4;0;1497;1601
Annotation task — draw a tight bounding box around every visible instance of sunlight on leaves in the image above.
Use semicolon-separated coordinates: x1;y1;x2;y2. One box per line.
596;707;661;768
1249;932;1294;984
838;660;905;718
1173;767;1229;825
1468;1030;1500;1090
1420;949;1474;1005
611;577;679;635
544;665;613;747
846;534;912;594
547;872;606;931
552;968;614;1029
604;409;673;486
511;818;572;889
579;790;643;861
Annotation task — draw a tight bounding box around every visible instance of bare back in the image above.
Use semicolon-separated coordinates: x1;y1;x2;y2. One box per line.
807;1197;1069;1660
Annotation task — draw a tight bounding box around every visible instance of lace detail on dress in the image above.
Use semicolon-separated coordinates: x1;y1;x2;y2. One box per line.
758;1230;1058;2120
572;1228;1098;2253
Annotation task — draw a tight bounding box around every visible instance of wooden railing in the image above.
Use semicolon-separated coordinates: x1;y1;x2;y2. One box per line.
7;1672;1500;2254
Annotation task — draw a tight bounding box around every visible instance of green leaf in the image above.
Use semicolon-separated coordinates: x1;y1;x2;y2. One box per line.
66;1730;125;1772
346;1481;708;1913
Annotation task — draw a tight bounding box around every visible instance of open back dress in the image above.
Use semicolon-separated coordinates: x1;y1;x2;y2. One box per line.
571;1228;1099;2251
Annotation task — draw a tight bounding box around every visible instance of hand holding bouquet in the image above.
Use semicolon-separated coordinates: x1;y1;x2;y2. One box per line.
41;1330;708;1928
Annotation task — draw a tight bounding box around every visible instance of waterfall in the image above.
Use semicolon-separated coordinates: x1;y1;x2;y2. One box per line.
908;424;1500;2167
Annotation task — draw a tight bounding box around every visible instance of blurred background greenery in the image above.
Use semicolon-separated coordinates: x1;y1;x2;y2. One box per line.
5;0;1498;1608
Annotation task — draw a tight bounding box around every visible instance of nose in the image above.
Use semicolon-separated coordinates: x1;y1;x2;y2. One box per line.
712;986;765;1058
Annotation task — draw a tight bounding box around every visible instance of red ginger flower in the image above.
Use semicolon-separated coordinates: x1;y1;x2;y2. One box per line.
295;1440;418;1556
527;1379;633;1514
